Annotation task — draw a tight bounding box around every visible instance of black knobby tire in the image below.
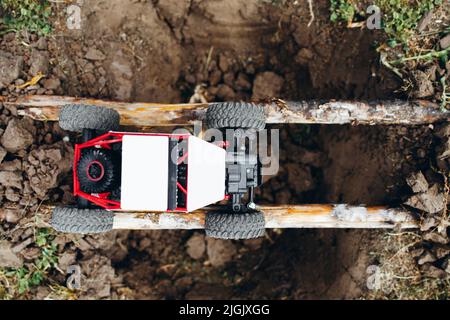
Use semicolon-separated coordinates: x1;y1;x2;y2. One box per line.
77;148;120;193
59;104;120;132
51;206;114;234
206;102;265;130
205;211;266;240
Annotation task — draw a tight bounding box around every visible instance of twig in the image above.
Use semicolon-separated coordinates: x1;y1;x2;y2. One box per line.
307;0;315;28
380;52;403;78
389;48;450;65
440;76;450;111
204;46;214;75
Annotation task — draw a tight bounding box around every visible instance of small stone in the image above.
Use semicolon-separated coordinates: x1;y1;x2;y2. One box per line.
218;54;230;73
1;118;34;153
5;188;20;202
186;233;206;260
440;34;450;50
0;171;22;189
29;50;49;75
0;51;23;89
43;78;61;90
417;11;434;32
5;209;21;224
85;48;106;61
0;241;23;268
58;252;77;271
14;79;25;86
406;171;429;193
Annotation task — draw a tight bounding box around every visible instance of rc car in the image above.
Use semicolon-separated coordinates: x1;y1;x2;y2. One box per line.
51;102;267;239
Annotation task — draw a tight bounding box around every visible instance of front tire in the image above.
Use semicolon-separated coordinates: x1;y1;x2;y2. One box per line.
51;206;114;234
59;104;120;132
206;102;265;130
205;211;265;240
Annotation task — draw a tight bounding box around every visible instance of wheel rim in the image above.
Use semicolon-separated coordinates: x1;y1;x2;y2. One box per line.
86;160;105;182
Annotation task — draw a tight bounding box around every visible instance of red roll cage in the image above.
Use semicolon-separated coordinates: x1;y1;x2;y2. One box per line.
73;131;191;210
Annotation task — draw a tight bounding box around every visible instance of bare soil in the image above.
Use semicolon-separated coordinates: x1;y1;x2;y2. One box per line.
0;0;449;299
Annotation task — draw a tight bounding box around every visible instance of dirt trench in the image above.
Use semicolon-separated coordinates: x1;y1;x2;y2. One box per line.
0;0;449;299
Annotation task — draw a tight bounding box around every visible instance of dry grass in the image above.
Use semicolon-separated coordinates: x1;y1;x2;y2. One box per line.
365;232;449;300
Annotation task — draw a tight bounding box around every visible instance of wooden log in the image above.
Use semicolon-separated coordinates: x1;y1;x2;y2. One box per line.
111;204;418;230
7;95;208;126
6;95;449;126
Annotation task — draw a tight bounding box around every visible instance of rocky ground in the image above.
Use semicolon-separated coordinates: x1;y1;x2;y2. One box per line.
0;0;449;299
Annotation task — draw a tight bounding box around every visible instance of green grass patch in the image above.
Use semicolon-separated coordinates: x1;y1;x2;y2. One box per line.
330;0;357;24
329;0;449;110
0;228;59;299
329;0;443;46
0;0;52;35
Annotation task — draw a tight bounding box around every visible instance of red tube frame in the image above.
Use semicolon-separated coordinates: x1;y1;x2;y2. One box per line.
74;131;191;210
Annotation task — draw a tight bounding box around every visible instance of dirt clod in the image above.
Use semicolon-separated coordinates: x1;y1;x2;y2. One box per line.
252;72;284;100
0;171;22;189
79;255;119;299
406;171;429;193
206;238;237;267
186;233;206;260
29;50;49;75
24;142;73;199
411;70;435;98
85;48;106;61
1;118;34;153
0;241;23;268
0;51;23;89
405;184;446;214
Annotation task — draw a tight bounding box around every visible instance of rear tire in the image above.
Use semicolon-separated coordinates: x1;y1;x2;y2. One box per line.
206;102;265;130
51;206;114;234
205;211;265;240
59;104;120;132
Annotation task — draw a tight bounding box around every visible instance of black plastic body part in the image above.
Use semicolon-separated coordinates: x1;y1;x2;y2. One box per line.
224;129;260;212
167;138;178;210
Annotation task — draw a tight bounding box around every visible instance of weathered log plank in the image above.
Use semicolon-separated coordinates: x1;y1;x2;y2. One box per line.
7;95;208;126
111;204;418;230
6;95;449;126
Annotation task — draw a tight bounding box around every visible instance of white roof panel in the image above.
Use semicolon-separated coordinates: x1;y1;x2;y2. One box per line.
187;136;226;211
120;135;169;211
